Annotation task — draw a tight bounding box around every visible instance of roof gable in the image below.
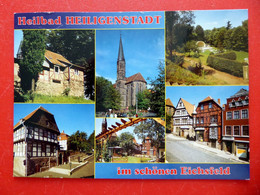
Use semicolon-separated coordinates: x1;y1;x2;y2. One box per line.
126;73;146;84
14;106;60;133
166;98;174;107
45;50;72;68
180;98;195;116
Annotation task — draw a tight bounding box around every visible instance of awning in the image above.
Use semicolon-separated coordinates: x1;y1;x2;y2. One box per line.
195;127;205;131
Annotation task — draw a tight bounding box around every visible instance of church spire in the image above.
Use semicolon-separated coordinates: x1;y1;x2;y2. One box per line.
117;34;125;62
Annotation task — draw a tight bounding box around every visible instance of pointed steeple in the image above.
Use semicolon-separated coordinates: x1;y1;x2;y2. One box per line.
117;34;125;62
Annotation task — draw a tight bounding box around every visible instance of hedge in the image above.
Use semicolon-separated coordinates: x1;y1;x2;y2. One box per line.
214;52;237;60
207;55;246;77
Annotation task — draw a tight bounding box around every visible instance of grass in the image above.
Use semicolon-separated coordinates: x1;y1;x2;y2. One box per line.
166;60;221;85
112;156;152;163
233;51;248;63
26;94;94;103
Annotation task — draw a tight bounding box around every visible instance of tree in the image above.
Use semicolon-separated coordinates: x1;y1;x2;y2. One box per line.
68;130;91;152
96;76;121;112
133;119;165;157
226;21;232;30
136;89;151;110
119;132;135;156
194;25;205;41
147;61;165;117
20;30;46;91
184;40;199;57
46;30;95;99
166;11;195;58
166;114;173;133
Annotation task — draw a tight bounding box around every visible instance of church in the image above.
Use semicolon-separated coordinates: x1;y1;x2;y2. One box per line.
115;35;147;108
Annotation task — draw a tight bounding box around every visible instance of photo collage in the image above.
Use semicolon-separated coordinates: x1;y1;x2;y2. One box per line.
13;10;249;179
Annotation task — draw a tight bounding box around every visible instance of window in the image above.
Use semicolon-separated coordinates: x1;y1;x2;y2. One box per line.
242;126;249;136
27;143;32;157
37;143;41;156
209;102;212;109
201;117;204;124
234;126;240;136
196;118;199;124
42;143;46;157
176;111;180;116
210;115;218;123
226;126;232;135
201;104;204;110
28;127;33;139
54;66;59;73
34;128;38;140
234;111;240;119
75;69;79;75
227;112;232;120
182;118;187;124
48;131;51;142
39;129;43;140
44;130;48;141
242;109;248;119
175;119;180;124
46;144;50;156
33;143;37;157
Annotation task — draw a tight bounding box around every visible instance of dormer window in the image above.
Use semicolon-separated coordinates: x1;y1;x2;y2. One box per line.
54;66;59;74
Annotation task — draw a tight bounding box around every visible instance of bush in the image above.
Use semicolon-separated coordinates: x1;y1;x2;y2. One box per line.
63;87;70;96
207;55;246;77
170;54;184;67
215;52;237;60
22;90;34;102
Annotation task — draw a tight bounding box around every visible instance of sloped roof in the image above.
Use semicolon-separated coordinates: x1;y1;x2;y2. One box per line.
199;96;222;108
230;88;249;98
45;50;72;67
13;106;58;132
181;98;195;116
126;73;146;84
166;98;174;107
201;96;212;103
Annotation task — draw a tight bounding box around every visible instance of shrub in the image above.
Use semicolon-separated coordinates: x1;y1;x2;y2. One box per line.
215;52;237;60
207;55;246;77
63;87;70;96
170;54;184;67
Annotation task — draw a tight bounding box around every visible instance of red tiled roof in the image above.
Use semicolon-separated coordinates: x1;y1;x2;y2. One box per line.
126;73;146;84
201;96;212;103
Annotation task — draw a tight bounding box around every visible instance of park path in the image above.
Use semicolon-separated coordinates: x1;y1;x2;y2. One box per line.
184;57;248;85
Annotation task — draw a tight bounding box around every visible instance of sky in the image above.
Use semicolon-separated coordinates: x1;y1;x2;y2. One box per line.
14;30;23;58
13;104;95;137
95;118;143;144
166;86;249;108
96;29;165;85
193;9;248;30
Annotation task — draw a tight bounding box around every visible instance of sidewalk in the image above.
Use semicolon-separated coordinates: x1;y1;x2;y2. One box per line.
166;134;247;163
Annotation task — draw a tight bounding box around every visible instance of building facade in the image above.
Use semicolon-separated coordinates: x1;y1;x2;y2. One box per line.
58;130;69;151
141;137;156;156
13;106;60;176
222;89;249;160
173;98;195;138
16;49;85;97
193;96;222;149
115;36;147;108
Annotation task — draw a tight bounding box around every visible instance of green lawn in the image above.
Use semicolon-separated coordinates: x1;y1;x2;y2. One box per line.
26;94;94;103
112;156;152;163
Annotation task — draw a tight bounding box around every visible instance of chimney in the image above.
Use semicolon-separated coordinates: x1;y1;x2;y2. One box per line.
218;99;221;105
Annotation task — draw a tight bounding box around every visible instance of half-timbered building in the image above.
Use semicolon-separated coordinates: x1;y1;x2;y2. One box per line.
173;98;195;138
193;96;222;149
16;49;85;97
13;106;60;176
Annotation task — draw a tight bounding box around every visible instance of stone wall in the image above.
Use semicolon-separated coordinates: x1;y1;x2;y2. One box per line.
27;156;57;176
13;156;26;176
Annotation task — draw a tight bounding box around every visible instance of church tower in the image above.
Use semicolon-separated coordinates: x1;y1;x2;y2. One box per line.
117;35;126;80
116;35;127;108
